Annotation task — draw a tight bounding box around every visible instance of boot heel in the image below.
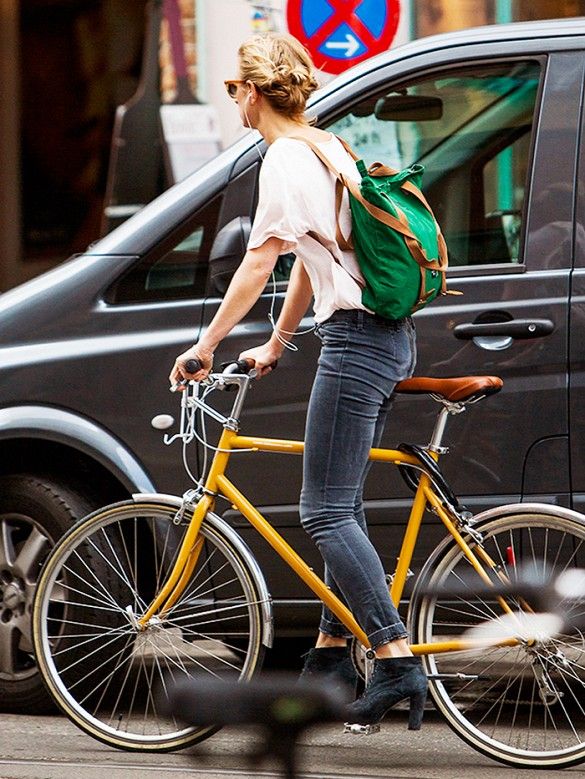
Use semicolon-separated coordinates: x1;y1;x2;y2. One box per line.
407;689;426;730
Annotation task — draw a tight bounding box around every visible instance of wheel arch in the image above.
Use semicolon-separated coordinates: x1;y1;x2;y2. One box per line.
0;405;155;504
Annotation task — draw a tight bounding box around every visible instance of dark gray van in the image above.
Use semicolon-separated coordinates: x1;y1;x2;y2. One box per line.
2;17;584;711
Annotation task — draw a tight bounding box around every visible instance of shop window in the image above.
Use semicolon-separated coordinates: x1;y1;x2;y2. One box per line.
19;1;148;263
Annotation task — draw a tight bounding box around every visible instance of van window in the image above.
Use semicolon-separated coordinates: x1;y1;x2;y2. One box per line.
326;61;541;267
110;195;222;303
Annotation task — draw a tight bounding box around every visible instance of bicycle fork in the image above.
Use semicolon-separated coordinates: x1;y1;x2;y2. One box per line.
137;492;214;629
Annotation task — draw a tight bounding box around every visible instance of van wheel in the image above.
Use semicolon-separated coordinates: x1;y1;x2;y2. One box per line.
0;475;94;713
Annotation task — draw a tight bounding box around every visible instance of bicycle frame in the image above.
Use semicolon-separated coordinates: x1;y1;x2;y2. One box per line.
139;377;519;656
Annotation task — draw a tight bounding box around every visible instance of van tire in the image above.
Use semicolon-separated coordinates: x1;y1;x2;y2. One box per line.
0;474;94;713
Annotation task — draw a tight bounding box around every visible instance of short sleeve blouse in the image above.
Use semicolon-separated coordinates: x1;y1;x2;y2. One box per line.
247;135;368;323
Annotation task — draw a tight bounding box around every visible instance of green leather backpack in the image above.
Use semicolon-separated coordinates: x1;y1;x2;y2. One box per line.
295;136;458;320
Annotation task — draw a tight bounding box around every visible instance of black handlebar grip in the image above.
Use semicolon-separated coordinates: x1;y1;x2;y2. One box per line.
221;358;255;375
184;358;202;374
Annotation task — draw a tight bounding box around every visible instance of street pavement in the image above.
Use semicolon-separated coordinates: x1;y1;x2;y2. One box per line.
1;710;585;779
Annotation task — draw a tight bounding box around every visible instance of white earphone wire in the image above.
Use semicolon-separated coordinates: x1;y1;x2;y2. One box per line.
243;100;264;162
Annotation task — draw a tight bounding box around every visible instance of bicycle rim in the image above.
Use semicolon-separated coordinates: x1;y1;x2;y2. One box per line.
32;501;265;752
414;510;585;768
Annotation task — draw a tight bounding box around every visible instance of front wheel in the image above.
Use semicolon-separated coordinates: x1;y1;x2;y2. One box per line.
411;506;585;769
32;501;267;752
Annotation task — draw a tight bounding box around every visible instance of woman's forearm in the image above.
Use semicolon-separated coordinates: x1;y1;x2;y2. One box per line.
199;237;284;351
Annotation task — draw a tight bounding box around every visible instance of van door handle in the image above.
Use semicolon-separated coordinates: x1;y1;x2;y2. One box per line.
453;319;555;340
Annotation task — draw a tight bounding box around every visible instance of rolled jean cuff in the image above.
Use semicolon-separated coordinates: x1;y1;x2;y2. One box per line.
368;624;409;651
319;615;353;639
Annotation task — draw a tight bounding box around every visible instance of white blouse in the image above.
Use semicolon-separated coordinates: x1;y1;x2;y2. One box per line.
247;134;369;323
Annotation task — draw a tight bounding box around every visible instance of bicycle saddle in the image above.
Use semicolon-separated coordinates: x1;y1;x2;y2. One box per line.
395;375;503;403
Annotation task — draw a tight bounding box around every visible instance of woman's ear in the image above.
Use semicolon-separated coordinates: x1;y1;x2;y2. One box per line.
246;81;259;104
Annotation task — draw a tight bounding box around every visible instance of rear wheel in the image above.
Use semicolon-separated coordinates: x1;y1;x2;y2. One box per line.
32;500;266;752
412;507;585;768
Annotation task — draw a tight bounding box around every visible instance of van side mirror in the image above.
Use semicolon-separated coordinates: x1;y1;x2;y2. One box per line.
208;216;251;295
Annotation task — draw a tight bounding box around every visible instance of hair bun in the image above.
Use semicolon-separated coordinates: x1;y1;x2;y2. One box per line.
238;33;320;117
289;67;306;85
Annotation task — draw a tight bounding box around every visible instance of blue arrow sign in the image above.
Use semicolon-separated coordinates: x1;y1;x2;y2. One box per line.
320;22;366;59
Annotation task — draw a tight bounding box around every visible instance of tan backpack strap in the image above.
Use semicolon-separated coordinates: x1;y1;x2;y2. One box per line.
334;177;353;251
436;231;449;271
286;134;353;251
285;134;343;180
335;135;359;161
286;134;447;272
368;161;400;176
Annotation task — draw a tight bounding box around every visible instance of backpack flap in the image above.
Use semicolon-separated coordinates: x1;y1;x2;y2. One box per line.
352;161;450;318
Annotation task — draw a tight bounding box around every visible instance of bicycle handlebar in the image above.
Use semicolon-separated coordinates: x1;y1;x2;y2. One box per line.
185;358;256;375
171;358;262;394
184;358;202;374
184;357;276;376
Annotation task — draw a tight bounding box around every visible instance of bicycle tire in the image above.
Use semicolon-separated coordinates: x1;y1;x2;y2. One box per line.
32;500;267;752
410;505;585;768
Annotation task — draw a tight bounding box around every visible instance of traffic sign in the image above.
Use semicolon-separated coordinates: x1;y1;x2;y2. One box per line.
286;0;400;75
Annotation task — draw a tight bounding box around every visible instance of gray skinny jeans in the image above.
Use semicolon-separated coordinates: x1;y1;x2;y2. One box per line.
299;309;416;650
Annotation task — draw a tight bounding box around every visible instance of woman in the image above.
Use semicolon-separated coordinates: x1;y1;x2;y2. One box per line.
169;32;427;730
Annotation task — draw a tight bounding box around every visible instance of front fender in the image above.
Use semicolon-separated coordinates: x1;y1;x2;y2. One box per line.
0;405;155;493
133;492;274;648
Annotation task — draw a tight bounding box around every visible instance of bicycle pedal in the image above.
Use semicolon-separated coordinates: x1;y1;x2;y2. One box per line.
343;722;381;735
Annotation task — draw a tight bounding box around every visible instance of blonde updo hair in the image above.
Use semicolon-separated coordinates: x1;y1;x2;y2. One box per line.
238;33;319;117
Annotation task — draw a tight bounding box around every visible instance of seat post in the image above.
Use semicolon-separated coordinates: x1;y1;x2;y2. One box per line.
428;405;454;452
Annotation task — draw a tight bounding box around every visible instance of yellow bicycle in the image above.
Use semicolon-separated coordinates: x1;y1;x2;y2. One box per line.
32;362;585;768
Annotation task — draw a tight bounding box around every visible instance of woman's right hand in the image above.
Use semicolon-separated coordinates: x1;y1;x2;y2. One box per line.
239;340;283;378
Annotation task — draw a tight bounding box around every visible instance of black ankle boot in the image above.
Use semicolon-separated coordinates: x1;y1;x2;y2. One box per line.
299;646;358;699
345;656;427;730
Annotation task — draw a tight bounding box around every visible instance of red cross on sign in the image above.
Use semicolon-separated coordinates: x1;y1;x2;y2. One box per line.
286;0;400;75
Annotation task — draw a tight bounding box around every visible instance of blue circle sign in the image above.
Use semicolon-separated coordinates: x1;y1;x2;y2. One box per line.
287;0;400;75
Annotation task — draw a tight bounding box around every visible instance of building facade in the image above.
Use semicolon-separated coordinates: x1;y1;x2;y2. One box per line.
0;0;583;291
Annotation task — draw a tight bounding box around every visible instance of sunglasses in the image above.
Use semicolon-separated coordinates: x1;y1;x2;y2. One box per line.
224;79;245;99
